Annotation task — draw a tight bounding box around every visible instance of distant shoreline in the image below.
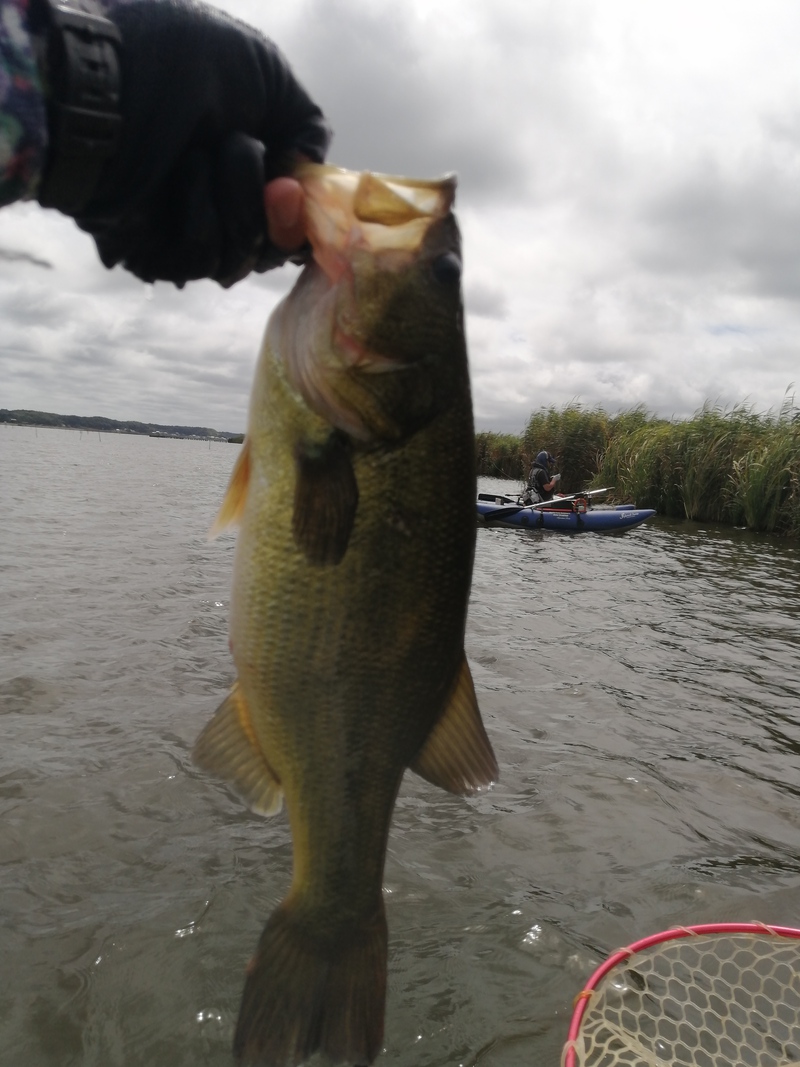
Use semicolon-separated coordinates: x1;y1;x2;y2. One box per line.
0;408;243;442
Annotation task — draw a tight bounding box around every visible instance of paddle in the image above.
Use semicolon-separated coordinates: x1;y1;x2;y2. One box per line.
480;487;614;521
527;487;614;511
479;504;529;520
476;491;529;521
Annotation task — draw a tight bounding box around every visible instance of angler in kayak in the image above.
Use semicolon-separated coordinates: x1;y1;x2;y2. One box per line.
522;450;561;504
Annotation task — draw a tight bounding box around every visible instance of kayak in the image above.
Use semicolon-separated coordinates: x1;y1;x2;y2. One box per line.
477;493;655;533
477;492;656;533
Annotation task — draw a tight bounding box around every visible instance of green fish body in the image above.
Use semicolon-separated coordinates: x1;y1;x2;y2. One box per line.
194;164;497;1066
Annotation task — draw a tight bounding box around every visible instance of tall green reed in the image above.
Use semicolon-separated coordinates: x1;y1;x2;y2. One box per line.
475;432;526;480
521;404;610;492
476;393;800;538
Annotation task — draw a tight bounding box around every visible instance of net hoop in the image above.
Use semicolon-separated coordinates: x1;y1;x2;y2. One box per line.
562;922;800;1067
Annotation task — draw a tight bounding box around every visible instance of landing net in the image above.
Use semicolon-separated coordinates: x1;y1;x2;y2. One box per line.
562;922;800;1067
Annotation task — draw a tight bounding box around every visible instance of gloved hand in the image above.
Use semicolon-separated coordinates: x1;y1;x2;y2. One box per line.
552;473;562;484
37;0;330;287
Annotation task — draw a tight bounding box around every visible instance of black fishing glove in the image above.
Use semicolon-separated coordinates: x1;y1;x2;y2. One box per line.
33;0;330;286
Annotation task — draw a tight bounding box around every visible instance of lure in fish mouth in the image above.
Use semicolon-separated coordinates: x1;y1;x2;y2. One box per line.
194;162;497;1066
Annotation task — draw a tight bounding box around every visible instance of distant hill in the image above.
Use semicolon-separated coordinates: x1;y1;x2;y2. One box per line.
0;408;241;440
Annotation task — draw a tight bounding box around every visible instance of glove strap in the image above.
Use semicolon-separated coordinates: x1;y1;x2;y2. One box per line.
32;0;122;214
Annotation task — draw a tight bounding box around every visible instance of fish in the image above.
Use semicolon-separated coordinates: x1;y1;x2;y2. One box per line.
193;162;498;1066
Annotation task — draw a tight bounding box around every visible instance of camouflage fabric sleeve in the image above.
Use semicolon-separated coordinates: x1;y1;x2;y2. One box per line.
0;0;47;205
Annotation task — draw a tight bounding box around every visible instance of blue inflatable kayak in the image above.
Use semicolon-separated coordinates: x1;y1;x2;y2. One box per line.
477;492;656;533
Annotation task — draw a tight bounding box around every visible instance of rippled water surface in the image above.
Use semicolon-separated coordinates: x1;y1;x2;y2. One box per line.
2;428;800;1067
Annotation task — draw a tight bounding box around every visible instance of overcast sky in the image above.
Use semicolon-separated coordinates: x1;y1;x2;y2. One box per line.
2;0;800;434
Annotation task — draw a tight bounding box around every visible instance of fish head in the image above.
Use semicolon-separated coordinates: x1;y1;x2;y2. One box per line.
275;165;468;444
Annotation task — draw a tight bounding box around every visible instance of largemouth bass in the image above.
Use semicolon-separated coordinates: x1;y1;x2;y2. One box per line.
194;163;497;1066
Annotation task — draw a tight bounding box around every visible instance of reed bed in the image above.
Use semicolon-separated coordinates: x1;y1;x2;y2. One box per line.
476;397;800;538
474;431;527;480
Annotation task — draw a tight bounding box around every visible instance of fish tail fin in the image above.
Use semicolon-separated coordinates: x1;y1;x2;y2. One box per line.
234;900;387;1067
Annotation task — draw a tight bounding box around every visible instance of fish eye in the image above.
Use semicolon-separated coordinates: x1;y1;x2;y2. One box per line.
431;252;461;286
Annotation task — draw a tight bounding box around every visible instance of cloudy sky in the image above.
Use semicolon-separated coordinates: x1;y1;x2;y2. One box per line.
2;0;800;434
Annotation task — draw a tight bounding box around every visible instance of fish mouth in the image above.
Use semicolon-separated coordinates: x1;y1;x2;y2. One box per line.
297;164;456;263
279;164;459;441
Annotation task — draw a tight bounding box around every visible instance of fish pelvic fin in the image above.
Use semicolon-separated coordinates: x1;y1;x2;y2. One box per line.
192;682;283;816
292;432;359;566
209;437;251;538
234;900;387;1067
411;655;499;794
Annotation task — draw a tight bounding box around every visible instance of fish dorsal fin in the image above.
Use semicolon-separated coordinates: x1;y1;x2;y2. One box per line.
411;656;498;795
293;433;359;566
192;682;283;816
209;437;251;538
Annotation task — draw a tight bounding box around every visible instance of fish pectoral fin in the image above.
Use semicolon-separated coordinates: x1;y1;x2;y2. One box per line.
209;437;251;538
293;432;359;566
192;682;283;816
411;655;499;795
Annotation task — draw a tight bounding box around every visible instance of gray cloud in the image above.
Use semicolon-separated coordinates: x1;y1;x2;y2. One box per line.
465;282;509;320
264;0;595;202
3;0;800;435
0;246;52;269
637;147;800;302
0;282;72;328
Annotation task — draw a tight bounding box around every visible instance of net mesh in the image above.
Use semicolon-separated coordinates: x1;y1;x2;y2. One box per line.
564;932;800;1067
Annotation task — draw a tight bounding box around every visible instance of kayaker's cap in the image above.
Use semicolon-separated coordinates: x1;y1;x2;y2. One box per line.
536;451;555;468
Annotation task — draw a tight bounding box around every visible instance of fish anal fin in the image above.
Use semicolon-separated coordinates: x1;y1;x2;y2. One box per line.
210;437;251;538
293;433;359;566
192;682;283;816
235;900;387;1067
411;656;498;795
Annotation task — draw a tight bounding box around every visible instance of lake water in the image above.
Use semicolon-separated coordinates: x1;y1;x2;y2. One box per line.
2;427;800;1067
